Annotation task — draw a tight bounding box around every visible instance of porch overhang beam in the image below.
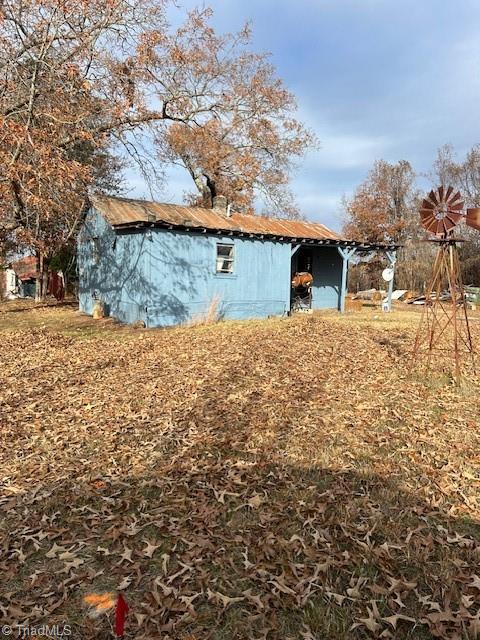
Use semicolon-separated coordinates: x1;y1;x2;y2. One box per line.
337;246;357;313
385;250;397;312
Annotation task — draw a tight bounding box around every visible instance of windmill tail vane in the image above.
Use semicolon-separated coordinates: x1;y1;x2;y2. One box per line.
413;185;476;382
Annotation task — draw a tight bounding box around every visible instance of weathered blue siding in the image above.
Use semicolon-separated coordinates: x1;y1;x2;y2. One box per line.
311;247;343;310
78;209;150;324
78;207;345;327
78;207;292;327
145;227;291;326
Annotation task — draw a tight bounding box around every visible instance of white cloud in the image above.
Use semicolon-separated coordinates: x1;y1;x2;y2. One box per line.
308;133;392;170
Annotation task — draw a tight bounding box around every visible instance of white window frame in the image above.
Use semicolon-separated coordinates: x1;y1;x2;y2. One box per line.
216;242;235;274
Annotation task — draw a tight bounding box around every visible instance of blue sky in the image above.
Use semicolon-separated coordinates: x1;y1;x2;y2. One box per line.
127;0;480;231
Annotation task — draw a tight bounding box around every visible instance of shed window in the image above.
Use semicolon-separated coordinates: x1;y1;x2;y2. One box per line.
216;243;234;274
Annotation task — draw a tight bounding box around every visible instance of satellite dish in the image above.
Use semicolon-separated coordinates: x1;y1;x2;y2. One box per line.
382;268;394;282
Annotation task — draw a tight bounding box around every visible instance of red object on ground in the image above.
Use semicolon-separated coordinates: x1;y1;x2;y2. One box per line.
47;271;65;301
114;594;129;637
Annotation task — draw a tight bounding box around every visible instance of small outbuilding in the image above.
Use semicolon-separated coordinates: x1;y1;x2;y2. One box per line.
5;256;38;298
77;195;396;327
1;257;65;300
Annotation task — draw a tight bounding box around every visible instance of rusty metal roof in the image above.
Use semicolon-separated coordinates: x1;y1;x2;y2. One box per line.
12;256;38;281
91;195;345;242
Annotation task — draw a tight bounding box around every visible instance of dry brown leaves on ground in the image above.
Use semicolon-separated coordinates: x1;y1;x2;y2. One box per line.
0;305;479;639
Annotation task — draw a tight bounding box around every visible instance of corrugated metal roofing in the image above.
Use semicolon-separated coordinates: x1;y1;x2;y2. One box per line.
12;256;38;281
91;195;344;242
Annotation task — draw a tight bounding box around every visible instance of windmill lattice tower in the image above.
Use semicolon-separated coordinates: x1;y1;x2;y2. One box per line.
412;186;480;381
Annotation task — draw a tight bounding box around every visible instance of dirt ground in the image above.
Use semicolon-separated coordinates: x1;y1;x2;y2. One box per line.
0;300;479;639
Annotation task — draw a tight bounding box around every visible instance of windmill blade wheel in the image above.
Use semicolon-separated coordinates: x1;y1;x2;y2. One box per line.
419;186;464;237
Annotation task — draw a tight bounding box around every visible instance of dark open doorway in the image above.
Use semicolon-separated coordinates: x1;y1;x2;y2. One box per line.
291;247;314;313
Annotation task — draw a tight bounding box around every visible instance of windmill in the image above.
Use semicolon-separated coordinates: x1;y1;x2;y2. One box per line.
412;186;480;381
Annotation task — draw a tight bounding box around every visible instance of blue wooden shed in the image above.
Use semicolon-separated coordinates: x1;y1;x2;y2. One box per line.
77;195;396;327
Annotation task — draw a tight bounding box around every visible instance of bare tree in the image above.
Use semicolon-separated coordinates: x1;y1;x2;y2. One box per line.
433;144;480;285
433;144;480;206
342;160;432;291
0;3;315;297
0;0;171;296
147;9;316;217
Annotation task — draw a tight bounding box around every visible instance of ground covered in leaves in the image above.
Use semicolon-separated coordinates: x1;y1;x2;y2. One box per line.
1;302;479;639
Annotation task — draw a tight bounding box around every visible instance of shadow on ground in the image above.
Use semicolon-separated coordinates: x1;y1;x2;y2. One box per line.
1;314;479;639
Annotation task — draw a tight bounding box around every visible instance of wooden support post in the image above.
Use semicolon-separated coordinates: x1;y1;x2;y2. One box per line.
385;250;397;312
291;244;301;257
337;247;356;313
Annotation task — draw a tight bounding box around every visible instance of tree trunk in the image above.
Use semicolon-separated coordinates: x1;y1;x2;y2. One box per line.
35;252;50;301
